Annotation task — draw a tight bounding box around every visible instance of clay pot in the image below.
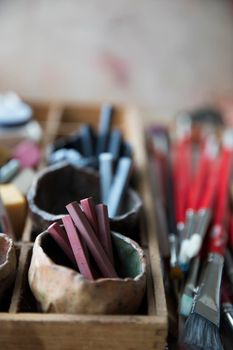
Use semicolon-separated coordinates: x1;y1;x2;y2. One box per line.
28;230;146;314
0;233;17;301
27;162;142;237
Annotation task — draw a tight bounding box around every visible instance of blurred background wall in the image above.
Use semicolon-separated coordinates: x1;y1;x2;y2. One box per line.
0;0;233;121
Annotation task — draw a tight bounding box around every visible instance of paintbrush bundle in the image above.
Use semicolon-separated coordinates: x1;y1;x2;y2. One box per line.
48;197;117;280
148;115;233;349
47;104;132;169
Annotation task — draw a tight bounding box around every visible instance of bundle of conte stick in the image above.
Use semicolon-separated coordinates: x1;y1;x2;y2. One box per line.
48;198;118;280
148;109;233;350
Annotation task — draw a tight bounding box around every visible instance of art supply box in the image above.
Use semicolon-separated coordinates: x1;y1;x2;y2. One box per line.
0;101;167;350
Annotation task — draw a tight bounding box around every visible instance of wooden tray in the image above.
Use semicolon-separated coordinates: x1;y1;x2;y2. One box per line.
0;102;167;350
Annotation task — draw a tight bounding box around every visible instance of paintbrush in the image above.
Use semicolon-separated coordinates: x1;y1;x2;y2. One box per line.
163;132;182;278
179;135;219;269
183;252;224;350
148;158;170;259
179;255;200;317
149;127;181;276
173;136;192;243
182;171;229;349
148;127;171;258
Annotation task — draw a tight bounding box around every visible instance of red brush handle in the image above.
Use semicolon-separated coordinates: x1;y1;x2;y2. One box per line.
198;160;219;209
206;148;232;256
187;146;211;210
213;149;232;225
229;215;233;251
207;224;228;256
173;140;192;223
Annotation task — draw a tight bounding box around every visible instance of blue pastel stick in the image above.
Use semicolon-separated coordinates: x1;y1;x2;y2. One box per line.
80;125;95;157
96;104;114;155
0;159;20;183
107;157;132;217
99;153;113;204
108;130;122;160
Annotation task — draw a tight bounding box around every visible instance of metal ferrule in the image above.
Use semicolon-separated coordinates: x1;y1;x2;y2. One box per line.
183;256;200;297
177;221;185;242
192;253;224;326
194;208;212;239
184;209;198;239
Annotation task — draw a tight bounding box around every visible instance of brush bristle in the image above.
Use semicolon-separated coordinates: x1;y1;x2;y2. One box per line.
186;234;202;259
179;294;193;317
183;313;223;350
223;129;233;149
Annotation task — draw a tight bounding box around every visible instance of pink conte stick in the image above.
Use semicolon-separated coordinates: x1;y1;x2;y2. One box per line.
62;215;94;280
95;204;114;265
47;222;77;267
80;197;99;236
66;202;118;278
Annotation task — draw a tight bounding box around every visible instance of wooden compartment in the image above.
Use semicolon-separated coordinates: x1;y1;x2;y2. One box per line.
0;102;167;350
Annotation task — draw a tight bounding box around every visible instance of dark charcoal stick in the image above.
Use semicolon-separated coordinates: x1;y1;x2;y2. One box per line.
96;104;114;155
79;125;95;157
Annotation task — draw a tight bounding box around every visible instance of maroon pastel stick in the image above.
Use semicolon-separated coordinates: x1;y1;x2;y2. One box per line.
47;222;76;267
80;197;99;236
66;202;118;278
62;215;94;280
95;204;114;265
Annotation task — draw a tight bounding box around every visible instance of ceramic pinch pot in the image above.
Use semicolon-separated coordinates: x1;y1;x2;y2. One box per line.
27;162;142;237
28;230;146;314
0;233;17;301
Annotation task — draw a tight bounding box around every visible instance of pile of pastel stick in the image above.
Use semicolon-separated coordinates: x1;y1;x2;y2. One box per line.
48;197;118;280
48;104;132;169
148;107;233;350
48;104;133;219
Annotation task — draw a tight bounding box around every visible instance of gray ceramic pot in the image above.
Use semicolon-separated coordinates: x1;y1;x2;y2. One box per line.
27;162;142;238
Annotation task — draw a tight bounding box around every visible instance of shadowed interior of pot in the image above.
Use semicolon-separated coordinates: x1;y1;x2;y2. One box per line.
34;165;100;214
33;165;136;216
40;231;143;279
0;246;20;312
0;236;10;265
